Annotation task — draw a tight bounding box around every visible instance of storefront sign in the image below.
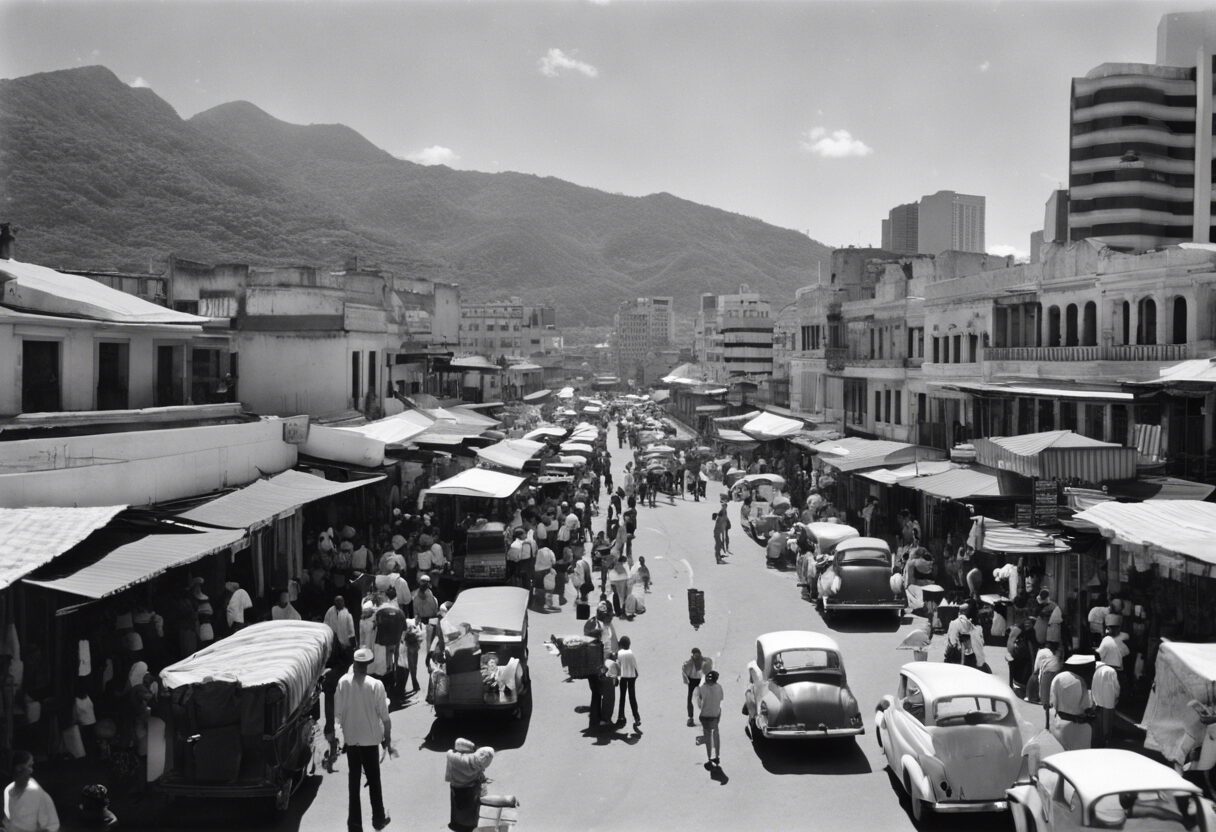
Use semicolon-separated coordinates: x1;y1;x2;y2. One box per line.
281;415;310;445
1033;478;1059;525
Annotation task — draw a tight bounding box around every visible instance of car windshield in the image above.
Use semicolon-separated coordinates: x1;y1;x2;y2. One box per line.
1090;790;1203;831
933;695;1013;726
772;649;840;675
839;548;890;566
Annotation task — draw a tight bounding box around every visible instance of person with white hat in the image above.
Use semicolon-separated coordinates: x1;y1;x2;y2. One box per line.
335;646;393;831
1049;653;1097;751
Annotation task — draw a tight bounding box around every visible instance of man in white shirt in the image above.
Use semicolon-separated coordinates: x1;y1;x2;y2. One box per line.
323;596;356;655
1050;654;1095;751
336;647;393;832
2;750;59;832
532;546;556;611
615;635;640;728
1092;660;1121;748
1097;621;1129;671
225;581;253;631
271;591;301;621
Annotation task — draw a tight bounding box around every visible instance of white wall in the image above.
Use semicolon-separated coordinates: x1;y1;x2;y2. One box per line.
0;419;296;507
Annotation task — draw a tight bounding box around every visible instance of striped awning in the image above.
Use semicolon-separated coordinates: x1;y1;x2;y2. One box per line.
0;505;126;591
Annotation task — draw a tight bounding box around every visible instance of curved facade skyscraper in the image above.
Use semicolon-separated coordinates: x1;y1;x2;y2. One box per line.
1068;11;1216;251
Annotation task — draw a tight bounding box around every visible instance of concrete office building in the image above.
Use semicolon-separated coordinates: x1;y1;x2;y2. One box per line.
918;190;986;255
1068;10;1216;251
698;286;773;381
614;296;675;383
458;298;558;361
880;202;920;255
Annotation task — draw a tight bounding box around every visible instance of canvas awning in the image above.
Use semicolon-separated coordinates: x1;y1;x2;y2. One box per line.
523;426;566;440
424;407;501;427
523;389;552;402
340;409;433;445
649;390;670;403
814;437;947;473
934;381;1134;401
556;387;575;400
687;386;728;396
0;505;126;591
1109;476;1216;502
505;362;543;372
1072;500;1216;567
427;469;527;500
859;461;959;486
899;466;1028;500
1130;357;1216;388
179;470;385;532
973;430;1136;482
26;526;248;599
695;404;727;413
476;439;546;471
968;516;1069;555
742;412;803;441
559;442;594;453
716;428;759;445
714;410;762;425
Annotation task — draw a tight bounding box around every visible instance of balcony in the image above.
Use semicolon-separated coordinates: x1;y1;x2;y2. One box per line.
984;344;1191;362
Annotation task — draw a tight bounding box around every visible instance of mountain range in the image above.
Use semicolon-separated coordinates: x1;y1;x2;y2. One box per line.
0;66;831;324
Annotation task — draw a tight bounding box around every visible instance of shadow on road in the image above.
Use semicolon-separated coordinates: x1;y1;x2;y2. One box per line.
747;732;873;776
882;769;1015;831
419;708;532;752
819;610;904;634
583;725;643;747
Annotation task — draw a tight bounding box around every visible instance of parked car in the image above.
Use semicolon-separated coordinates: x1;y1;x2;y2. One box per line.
743;630;863;740
875;662;1023;823
817;536;904;619
1007;748;1216;832
795;522;859;597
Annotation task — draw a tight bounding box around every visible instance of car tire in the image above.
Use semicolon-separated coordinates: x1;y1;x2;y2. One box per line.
908;782;931;825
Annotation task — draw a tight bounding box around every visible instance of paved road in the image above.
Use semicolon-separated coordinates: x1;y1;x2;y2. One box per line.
167;422;1032;832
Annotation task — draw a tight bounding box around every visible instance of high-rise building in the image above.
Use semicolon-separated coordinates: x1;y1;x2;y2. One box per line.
458;298;558;360
881;202;920;255
701;286;773;380
1068;10;1216;251
613;297;674;382
917;190;986;255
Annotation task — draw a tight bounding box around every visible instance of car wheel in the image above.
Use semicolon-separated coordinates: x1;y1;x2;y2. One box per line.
908;782;931;825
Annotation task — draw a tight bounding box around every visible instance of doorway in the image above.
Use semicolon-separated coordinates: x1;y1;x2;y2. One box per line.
96;341;130;410
21;340;61;412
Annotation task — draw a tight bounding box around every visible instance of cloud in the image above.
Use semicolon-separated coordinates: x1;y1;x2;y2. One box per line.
539;48;599;78
399;145;460;166
799;126;873;159
978;60;991;72
130;76;150;88
588;0;611;5
989;244;1028;262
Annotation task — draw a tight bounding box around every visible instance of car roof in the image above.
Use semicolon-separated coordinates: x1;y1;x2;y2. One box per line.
804;522;860;540
758;630;841;657
1045;749;1201;799
900;661;1015;702
835;536;891;553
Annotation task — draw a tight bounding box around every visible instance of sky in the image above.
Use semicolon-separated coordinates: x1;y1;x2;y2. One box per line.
1;0;1209;260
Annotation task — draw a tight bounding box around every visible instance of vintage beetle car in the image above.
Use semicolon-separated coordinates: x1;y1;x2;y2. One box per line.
875;662;1023;823
1008;748;1216;832
743;631;864;740
817;536;904;619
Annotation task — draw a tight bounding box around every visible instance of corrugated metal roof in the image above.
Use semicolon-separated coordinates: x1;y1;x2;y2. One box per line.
25;526;248;599
986;430;1116;456
1072;500;1216;565
900;466;1027;500
0;505;125;590
815;438;947;473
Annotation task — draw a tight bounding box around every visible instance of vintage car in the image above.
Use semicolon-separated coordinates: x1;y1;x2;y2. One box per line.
743;631;864;740
795;522;860;595
817;536;904;619
875;662;1024;823
1008;748;1216;832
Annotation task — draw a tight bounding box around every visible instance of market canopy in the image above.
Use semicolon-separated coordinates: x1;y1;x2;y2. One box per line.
339;409;434;445
449;355;500;371
859;460;959;486
427;468;528;500
899;466;1028;500
476;438;546;471
0;505;126;591
714;411;762;425
814;437;947;473
1130;357;1216;389
523;426;566;440
649;390;670;403
1072;500;1216;566
742;411;804;441
973;430;1136;483
522;389;552;402
180;470;385;532
967;516;1069;555
424;407;501;428
559;442;594;453
556;387;575;400
716;428;759;446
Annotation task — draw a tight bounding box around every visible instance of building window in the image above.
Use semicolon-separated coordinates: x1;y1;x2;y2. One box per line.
932;337;940;364
155;344;186;407
894;390;902;425
1048;306;1061;347
1065;304;1079;347
952;334;962;363
351;350;361;403
1083;301;1098;346
1137;297;1157;345
1172;296;1187;344
875;390;883;422
368;350;377;401
884;389;892;423
22;340;61;413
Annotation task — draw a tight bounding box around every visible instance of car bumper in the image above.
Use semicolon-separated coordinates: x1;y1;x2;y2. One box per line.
930;799;1008;814
763;725;865;739
823;600;904;610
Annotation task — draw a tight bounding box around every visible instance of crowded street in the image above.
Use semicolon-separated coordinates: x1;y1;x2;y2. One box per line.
166;419;1024;832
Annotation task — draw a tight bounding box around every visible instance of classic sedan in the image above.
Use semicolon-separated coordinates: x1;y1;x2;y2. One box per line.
817;536;905;619
1008;748;1216;832
743;631;864;740
875;662;1023;823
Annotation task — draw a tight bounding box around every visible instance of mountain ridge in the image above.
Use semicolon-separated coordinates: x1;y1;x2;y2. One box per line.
0;65;830;323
